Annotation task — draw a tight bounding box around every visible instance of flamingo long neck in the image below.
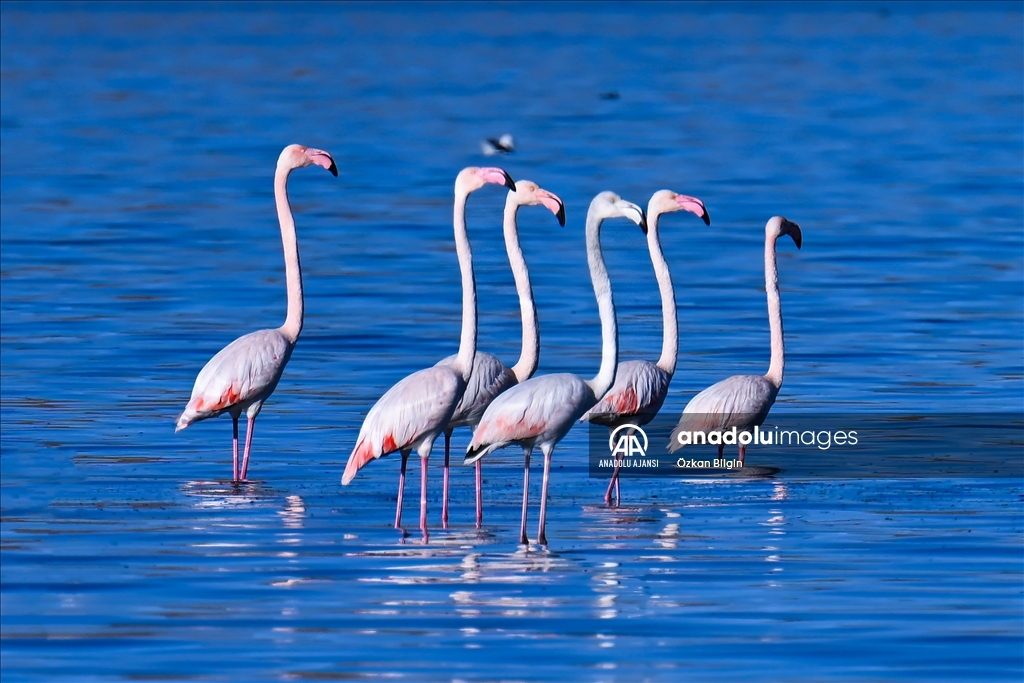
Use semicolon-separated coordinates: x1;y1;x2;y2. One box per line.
585;209;619;398
764;233;785;388
452;191;478;381
275;165;303;343
647;210;678;376
503;201;539;382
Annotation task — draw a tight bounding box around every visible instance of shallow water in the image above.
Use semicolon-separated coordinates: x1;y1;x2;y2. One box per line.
2;2;1022;681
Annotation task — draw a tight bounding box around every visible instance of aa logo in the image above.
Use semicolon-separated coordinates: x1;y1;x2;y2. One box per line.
609;424;648;458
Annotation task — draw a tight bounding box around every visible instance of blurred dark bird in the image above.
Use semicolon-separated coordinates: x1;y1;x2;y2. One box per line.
599;91;620;100
481;134;514;156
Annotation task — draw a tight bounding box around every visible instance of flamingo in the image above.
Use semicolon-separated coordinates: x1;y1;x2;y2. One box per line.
668;216;802;462
583;189;711;505
175;144;337;482
437;181;566;529
341;167;516;537
466;192;647;545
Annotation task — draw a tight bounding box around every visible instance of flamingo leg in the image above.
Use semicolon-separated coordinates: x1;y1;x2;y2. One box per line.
475;460;483;529
519;447;532;545
604;461;621;506
419;455;429;538
537;447;553;546
239;415;256;481
442;430;452;529
394;450;410;529
231;414;240;482
738;445;746;465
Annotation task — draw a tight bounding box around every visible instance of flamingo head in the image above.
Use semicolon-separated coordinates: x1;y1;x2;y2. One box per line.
455;166;516;195
591;191;647;232
647;190;711;233
278;144;338;177
767;216;802;249
508;180;566;226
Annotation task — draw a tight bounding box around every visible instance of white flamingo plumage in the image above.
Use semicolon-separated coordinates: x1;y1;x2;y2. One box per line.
668;216;802;461
341;167;516;538
466;192;647;545
583;190;711;505
176;144;337;482
436;181;566;529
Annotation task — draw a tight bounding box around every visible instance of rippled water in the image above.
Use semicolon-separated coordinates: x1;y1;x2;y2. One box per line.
2;3;1022;681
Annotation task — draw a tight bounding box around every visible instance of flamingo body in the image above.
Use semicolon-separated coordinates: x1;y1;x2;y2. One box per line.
438;351;517;428
466;373;597;462
176;329;293;428
343;366;464;482
669;373;778;449
584;359;670;429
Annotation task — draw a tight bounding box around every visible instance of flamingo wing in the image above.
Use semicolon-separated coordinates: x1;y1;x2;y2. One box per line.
583;360;670;426
668;374;778;451
176;329;292;430
466;373;594;463
438;351;518;428
342;365;462;484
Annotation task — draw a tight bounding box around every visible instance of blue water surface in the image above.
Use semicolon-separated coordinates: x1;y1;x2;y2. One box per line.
2;2;1022;681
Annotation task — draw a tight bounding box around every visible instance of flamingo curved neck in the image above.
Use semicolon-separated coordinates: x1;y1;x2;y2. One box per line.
452;191;478;381
764;233;785;388
647;210;678;376
503;201;539;382
275;165;303;344
584;208;619;398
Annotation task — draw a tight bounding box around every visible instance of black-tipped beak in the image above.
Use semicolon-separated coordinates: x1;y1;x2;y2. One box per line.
556;203;566;227
329;160;338;177
502;171;516;192
639;209;649;234
701;209;711;226
786;221;802;249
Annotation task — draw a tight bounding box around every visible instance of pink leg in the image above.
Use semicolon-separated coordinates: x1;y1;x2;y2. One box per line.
738;445;746;465
239;416;256;481
441;430;451;529
475;461;483;528
519;447;532;545
231;415;240;482
419;455;429;538
537;447;553;546
394;450;409;529
614;476;620;505
604;461;621;505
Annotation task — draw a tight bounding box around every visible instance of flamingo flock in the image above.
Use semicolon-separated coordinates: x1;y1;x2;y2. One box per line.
177;143;803;546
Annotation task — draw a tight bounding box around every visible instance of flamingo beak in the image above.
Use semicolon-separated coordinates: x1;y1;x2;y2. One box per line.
614;199;647;233
481;167;516;192
307;149;338;177
784;220;802;249
675;194;711;226
536;188;566;227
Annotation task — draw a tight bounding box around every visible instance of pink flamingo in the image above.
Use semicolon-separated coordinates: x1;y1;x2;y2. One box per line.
583;190;711;505
176;144;337;482
466;192;647;545
341;167;516;537
437;181;566;529
668;216;802;462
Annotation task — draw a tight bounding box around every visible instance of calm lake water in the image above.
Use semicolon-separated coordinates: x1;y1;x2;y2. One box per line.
2;2;1022;681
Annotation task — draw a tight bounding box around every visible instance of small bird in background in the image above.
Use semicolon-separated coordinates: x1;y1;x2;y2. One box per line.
481;134;514;156
599;91;620;100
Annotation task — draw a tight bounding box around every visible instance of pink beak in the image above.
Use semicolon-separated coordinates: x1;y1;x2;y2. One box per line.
479;167;516;191
536;188;566;226
675;194;711;226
